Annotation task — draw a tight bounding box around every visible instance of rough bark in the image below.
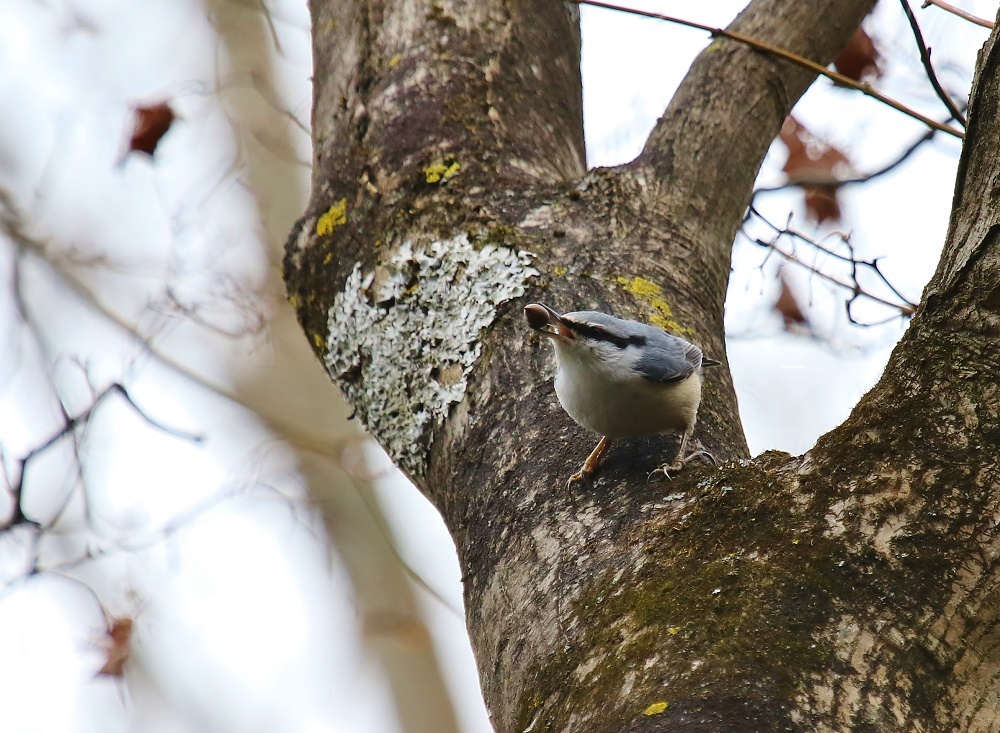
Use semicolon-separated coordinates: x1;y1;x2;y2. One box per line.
285;0;1000;730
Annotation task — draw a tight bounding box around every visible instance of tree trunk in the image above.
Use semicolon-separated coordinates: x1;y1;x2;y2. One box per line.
285;0;1000;729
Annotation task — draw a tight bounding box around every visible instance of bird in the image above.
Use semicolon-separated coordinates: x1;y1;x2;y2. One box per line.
524;303;720;485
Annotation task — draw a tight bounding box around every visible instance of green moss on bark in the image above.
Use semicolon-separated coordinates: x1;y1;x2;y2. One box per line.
514;453;867;732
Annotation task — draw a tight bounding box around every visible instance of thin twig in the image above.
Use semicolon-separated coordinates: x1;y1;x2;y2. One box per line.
255;0;283;54
754;123;944;201
3;383;203;530
571;0;964;139
838;125;946;184
900;0;968;126
345;467;465;618
28;490;242;577
743;207;919;326
4;196;336;457
922;0;995;28
757;239;913;321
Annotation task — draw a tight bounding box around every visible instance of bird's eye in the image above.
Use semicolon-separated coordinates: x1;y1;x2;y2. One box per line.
597;330;626;348
591;327;627;348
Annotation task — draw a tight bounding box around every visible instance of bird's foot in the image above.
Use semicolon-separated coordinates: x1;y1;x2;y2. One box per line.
565;436;612;489
651;449;716;480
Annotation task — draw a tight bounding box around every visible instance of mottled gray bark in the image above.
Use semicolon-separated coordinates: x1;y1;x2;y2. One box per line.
284;0;1000;730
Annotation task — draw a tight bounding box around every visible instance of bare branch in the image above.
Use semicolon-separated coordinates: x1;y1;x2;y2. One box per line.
27;489;243;577
344;469;464;618
900;0;968;126
922;0;995;28
572;0;964;139
3;383;203;531
743;206;918;327
754;121;946;202
2;182;340;459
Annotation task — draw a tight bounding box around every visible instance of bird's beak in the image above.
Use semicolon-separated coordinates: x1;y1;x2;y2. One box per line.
524;303;574;341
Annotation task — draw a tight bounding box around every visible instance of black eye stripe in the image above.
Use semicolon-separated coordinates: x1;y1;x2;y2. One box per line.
563;320;646;349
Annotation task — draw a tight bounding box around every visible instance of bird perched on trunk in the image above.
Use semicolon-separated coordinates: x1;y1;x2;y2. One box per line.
524;303;720;484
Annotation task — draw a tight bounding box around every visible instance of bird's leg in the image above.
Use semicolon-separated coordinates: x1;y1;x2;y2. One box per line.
567;436;613;487
657;430;716;477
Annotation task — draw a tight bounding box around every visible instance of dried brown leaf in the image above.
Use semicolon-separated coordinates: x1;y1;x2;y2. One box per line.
779;117;854;223
128;103;176;157
775;271;809;330
97;617;133;677
834;28;881;82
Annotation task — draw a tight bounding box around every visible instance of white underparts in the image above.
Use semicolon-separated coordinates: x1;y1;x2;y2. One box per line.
553;340;702;438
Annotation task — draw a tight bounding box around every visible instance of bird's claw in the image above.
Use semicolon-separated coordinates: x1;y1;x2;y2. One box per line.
647;467;672;483
651;463;683;481
689;449;717;467
651;449;716;480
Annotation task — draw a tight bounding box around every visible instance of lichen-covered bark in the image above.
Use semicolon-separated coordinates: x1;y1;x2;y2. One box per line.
281;0;1000;730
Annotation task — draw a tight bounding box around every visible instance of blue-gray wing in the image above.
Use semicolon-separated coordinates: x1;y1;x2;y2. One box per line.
634;334;703;383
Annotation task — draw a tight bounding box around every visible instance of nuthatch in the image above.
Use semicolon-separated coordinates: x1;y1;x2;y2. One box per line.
524;303;720;484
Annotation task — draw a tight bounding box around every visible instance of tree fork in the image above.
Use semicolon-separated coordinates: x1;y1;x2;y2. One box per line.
280;0;1000;730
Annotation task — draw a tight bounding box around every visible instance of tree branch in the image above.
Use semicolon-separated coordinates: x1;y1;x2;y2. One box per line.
3;383;202;531
899;0;968;126
744;207;918;324
574;0;963;138
922;0;994;28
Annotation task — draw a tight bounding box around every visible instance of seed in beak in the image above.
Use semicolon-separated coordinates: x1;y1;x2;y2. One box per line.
524;304;551;331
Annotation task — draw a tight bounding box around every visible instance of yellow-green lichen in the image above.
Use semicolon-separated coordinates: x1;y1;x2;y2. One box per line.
317;198;348;235
553;266;568;276
424;160;460;184
613;276;692;336
643;702;668;716
388;54;402;68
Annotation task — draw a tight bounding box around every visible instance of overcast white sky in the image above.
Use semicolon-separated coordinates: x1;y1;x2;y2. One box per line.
0;1;994;732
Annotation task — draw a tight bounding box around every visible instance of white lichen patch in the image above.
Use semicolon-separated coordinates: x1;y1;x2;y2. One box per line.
325;234;537;476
